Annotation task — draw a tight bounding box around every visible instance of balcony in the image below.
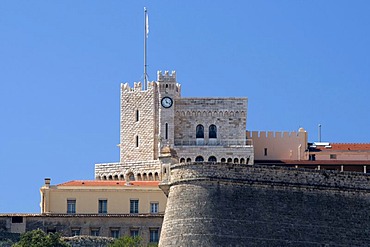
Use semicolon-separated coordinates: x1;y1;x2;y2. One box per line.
174;138;253;147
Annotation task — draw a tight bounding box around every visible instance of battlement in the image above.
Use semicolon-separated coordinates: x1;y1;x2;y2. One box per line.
247;129;306;139
157;70;176;82
120;81;157;92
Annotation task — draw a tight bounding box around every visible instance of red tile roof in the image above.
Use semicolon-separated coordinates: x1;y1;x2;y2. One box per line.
330;143;370;151
57;180;160;187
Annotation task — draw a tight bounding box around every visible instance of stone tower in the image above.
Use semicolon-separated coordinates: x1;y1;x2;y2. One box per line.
119;81;159;163
157;71;181;149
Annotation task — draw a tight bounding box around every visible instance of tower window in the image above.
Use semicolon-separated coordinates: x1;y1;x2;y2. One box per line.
165;123;168;140
136;110;139;122
136;136;139;147
209;125;217;139
196;125;204;138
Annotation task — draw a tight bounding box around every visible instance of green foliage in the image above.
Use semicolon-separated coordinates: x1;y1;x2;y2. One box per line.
109;236;143;247
12;229;69;247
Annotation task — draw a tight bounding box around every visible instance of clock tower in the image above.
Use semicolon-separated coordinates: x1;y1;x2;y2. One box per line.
157;71;181;150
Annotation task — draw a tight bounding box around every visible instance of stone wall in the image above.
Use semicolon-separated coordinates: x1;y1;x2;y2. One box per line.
174;98;247;144
159;163;370;246
0;214;162;246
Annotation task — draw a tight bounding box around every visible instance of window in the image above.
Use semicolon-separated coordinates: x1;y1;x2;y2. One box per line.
150;202;159;214
208;156;217;162
180;158;185;163
330;154;337;159
195;156;204;162
264;148;268;156
67;199;76;214
111;229;120;238
136;136;139;147
90;228;100;236
186;158;191;162
136;110;139;122
240;158;245;164
221;158;226;163
127;172;135;181
98;199;107;214
165;123;168;139
209;125;217;138
71;228;80;236
196;125;204;138
130;229;139;237
130;199;139;214
227;158;232;163
11;216;23;223
150;228;159;243
234;158;239;163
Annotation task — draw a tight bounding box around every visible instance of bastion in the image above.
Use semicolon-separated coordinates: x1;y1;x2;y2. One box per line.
159;163;370;246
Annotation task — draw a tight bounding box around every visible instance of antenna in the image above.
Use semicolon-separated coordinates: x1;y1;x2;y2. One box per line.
143;7;149;90
318;124;322;142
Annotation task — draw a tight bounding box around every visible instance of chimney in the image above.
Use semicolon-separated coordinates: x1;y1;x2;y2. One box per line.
44;178;51;188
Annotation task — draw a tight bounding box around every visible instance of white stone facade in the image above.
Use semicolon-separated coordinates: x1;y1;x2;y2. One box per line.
95;71;254;180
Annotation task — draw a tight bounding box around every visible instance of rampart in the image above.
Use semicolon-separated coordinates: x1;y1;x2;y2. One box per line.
159;163;370;246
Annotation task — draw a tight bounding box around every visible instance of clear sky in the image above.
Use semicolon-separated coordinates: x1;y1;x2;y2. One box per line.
1;1;369;213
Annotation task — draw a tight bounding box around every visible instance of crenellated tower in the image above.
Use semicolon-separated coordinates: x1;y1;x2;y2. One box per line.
157;71;181;150
119;81;159;163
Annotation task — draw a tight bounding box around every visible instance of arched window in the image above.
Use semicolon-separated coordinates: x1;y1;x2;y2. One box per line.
240;158;245;164
120;174;124;180
208;156;217;162
154;172;159;181
102;176;107;180
234;158;239;163
148;173;153;181
209;125;217;139
221;158;226;163
114;175;118;180
127;172;135;181
143;173;147;181
186;158;192;162
195;156;204;162
137;174;142;181
227;158;232;163
196;125;204;138
180;158;185;163
108;175;113;180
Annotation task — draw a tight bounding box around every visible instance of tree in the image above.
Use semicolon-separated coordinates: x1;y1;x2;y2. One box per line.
109;236;143;247
12;229;69;247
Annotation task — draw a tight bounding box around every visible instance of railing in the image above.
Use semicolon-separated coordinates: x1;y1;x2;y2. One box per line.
174;139;253;147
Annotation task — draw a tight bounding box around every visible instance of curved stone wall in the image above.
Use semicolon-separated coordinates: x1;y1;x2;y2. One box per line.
159;163;370;246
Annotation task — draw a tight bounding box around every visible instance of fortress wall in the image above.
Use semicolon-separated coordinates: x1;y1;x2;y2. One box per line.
159;163;370;246
174;98;247;142
247;130;308;161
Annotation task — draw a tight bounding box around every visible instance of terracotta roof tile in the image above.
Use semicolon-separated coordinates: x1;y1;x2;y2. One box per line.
57;180;160;187
330;143;370;151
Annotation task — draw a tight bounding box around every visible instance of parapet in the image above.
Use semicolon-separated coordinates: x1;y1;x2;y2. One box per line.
157;70;176;82
120;81;157;93
247;129;306;139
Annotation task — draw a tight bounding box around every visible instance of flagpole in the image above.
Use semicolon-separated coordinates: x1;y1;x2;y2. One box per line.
144;7;148;90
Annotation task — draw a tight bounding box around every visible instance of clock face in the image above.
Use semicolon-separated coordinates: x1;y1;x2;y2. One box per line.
161;97;173;108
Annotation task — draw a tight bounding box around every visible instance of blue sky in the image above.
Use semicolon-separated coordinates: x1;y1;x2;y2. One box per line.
0;1;369;213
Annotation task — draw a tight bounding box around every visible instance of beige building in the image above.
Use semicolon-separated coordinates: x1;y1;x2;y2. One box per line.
40;179;166;215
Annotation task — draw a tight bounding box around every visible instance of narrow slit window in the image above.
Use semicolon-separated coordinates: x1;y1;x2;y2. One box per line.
136;110;139;122
136;136;139;147
264;148;268;156
165;123;168;139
